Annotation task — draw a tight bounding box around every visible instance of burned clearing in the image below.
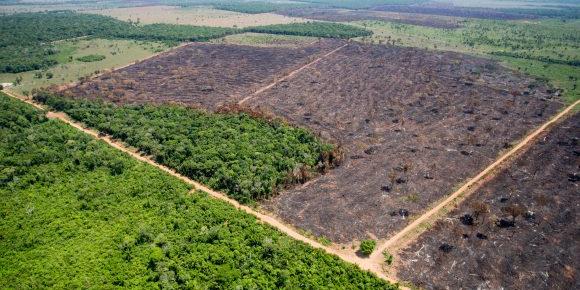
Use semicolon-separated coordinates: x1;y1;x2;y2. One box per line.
60;40;343;109
278;8;462;29
244;43;563;243
396;113;579;289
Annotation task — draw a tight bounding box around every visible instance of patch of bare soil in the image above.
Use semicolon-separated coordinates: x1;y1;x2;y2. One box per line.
278;8;463;29
244;43;563;243
372;5;537;20
59;40;344;110
396;113;579;289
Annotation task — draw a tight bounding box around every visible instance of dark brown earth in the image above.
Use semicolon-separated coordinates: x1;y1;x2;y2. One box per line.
396;113;579;290
277;8;462;29
243;43;563;243
60;40;344;110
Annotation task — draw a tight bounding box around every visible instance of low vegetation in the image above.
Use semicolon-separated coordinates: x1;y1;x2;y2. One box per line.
0;93;395;288
34;92;341;203
211;33;318;48
382;250;394;265
247;21;372;39
76;54;106;62
0;38;166;94
301;0;425;9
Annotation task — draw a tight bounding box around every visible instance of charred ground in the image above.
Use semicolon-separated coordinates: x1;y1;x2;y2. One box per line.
277;8;462;29
396;113;579;289
244;43;563;242
60;40;344;110
57;40;563;244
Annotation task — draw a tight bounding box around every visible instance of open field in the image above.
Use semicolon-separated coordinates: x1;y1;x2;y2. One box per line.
242;42;563;243
211;32;318;48
396;112;579;289
59;40;344;110
0;38;167;94
355;19;580;102
0;93;394;288
87;6;308;28
51;39;565;244
278;8;464;28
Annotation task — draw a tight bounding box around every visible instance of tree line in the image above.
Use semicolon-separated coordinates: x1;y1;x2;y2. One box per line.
34;91;342;203
0;11;372;74
0;11;235;73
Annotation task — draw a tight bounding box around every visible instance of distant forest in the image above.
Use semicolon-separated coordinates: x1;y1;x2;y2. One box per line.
0;11;235;73
0;11;371;74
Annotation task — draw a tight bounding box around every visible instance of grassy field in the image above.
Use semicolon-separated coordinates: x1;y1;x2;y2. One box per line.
0;93;394;288
0;38;168;94
355;19;580;102
87;6;308;28
211;32;318;47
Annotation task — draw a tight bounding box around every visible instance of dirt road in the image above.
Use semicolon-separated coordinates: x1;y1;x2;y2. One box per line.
369;99;580;264
2;89;397;285
237;43;349;105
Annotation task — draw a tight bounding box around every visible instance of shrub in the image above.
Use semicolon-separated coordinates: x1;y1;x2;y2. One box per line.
359;239;376;256
76;54;106;62
382;250;394;265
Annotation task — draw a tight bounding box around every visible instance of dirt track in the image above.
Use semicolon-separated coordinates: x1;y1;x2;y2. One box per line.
60;40;345;110
246;42;564;243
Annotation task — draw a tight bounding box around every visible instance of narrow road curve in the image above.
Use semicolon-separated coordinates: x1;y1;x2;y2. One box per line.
3;90;398;285
370;99;580;264
238;43;349;105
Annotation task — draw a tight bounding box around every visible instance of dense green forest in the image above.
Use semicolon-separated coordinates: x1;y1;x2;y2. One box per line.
0;11;235;73
247;22;372;39
0;93;395;289
34;92;340;203
500;7;580;19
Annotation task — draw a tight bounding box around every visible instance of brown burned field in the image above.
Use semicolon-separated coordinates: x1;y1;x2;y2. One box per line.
60;41;565;245
244;43;563;243
277;8;463;29
396;113;579;289
61;40;343;110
